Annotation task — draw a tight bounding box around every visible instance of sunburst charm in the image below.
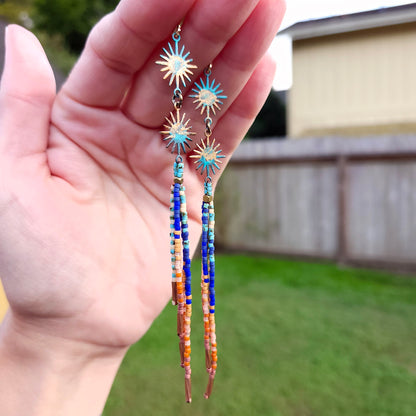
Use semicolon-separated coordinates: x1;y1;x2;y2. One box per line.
156;36;197;89
190;75;227;118
161;112;195;155
190;137;226;176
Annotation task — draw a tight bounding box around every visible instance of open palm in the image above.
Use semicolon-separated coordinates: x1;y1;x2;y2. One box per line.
0;0;285;350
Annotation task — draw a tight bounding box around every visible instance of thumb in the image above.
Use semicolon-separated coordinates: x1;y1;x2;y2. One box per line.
0;25;56;164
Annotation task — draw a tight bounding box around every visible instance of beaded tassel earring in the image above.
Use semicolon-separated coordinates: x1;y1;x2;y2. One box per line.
156;24;197;403
190;64;227;399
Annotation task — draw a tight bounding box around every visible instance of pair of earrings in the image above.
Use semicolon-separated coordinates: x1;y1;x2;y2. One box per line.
157;24;226;402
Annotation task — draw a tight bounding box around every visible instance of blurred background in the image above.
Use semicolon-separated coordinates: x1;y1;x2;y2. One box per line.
0;1;415;415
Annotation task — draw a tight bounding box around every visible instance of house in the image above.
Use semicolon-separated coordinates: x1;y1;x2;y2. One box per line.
280;4;416;138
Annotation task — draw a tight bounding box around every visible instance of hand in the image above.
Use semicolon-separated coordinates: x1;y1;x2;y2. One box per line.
0;0;285;414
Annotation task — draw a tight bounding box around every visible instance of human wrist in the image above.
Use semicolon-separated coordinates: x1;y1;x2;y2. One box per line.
0;313;126;416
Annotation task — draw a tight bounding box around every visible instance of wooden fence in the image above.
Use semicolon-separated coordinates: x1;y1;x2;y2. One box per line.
216;135;416;272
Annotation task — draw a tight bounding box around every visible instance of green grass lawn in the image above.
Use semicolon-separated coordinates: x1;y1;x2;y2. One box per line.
103;255;416;416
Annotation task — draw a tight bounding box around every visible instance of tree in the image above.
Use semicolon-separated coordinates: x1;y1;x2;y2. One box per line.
0;0;33;23
247;90;287;139
33;0;119;54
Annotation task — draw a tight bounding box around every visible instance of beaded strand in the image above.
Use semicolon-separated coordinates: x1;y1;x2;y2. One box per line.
180;182;192;399
201;198;210;370
170;186;177;306
201;180;218;398
172;159;193;402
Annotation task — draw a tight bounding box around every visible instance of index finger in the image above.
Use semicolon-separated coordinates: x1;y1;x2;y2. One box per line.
60;0;196;108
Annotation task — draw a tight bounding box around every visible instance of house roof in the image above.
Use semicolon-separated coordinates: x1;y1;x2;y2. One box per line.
280;3;416;40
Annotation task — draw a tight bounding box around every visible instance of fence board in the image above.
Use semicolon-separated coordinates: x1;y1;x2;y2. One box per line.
346;161;416;262
217;163;338;257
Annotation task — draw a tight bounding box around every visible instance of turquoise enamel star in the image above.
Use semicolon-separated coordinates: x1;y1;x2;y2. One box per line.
190;75;227;118
161;112;195;155
156;36;197;90
190;137;226;176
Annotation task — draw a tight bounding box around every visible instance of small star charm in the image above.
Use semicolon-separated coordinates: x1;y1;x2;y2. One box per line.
161;112;195;154
190;137;226;176
190;75;227;118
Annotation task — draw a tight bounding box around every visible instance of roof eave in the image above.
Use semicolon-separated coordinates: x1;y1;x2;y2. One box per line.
281;8;416;40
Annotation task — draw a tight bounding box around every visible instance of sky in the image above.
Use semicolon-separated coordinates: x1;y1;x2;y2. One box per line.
272;0;416;90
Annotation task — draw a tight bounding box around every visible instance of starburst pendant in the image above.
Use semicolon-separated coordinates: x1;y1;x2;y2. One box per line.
156;36;197;89
161;112;195;155
190;75;227;118
190;137;226;176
